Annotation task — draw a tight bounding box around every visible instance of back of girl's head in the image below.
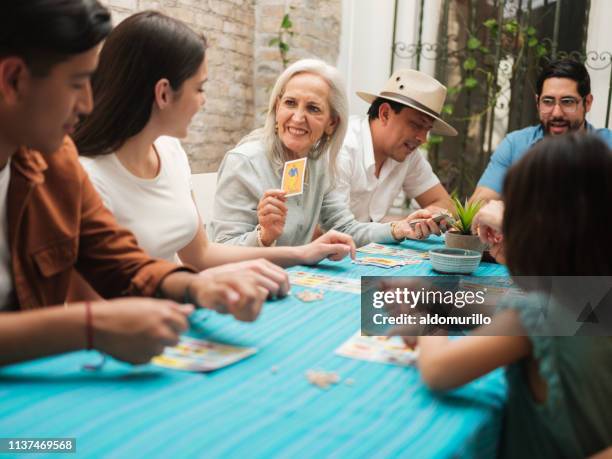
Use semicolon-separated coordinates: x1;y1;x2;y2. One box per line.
502;133;612;276
74;11;206;155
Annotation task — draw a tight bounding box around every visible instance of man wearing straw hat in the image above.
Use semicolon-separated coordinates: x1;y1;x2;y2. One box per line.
336;69;457;240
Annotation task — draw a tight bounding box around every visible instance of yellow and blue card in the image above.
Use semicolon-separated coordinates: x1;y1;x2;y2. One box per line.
152;336;257;372
281;157;307;197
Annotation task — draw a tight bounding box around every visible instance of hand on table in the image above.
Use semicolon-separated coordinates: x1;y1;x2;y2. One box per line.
188;272;269;322
473;200;504;244
301;230;357;265
473;200;506;264
257;189;287;246
199;259;290;299
488;241;506;265
93;298;193;364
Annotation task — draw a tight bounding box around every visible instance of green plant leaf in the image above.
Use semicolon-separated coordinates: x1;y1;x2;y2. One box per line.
483;18;497;29
467;36;481;50
536;44;548;57
268;37;280;46
504;21;518;34
429;134;444;144
463;57;477;70
281;13;293;30
451;197;483;234
442;104;454;115
527;37;538;47
464;76;478;90
479;46;490;54
279;42;289;53
447;86;461;96
527;26;536;36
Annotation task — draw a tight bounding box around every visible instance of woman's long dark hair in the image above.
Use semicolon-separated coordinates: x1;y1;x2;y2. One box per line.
74;11;206;156
503;133;612;276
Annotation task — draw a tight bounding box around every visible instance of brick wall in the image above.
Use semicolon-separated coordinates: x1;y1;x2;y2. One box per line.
253;0;342;125
100;0;340;172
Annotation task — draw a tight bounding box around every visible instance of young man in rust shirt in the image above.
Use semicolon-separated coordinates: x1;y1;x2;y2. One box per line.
0;0;289;366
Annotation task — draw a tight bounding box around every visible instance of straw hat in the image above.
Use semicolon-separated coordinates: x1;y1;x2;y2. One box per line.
357;69;457;136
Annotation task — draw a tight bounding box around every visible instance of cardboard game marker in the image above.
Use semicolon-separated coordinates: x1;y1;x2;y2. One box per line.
152;336;257;372
289;271;361;295
352;257;421;268
281;157;307;197
335;332;418;367
357;243;430;260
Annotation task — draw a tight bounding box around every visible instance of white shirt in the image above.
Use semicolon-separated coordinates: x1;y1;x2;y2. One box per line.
80;136;199;262
0;158;14;309
336;116;440;222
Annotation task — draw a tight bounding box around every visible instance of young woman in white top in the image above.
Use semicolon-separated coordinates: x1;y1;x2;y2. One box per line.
73;11;355;294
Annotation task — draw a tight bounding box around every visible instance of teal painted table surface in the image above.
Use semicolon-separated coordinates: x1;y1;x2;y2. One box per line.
0;237;509;458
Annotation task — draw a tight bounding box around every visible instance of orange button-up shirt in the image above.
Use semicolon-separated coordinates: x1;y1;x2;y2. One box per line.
7;137;187;309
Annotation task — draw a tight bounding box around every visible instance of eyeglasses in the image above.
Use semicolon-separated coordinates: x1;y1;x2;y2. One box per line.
538;96;582;113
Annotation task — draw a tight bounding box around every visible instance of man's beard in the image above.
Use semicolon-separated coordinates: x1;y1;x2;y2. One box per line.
542;117;585;135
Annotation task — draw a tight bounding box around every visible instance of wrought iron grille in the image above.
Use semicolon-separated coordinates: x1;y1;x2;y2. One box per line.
391;0;611;196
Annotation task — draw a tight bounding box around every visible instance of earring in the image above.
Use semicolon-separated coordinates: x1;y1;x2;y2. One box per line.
275;122;279;135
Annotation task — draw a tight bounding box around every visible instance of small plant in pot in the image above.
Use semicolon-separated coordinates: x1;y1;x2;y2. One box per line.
445;197;486;252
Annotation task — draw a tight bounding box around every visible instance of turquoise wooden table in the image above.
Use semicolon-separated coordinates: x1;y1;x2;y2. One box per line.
0;238;508;458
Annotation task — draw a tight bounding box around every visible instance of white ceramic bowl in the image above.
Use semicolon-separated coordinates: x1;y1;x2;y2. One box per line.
429;247;482;274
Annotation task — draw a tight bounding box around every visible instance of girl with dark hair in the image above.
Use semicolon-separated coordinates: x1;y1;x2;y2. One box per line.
74;11;355;282
413;134;612;458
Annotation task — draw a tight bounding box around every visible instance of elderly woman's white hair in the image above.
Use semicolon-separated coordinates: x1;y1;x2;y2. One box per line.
240;58;348;181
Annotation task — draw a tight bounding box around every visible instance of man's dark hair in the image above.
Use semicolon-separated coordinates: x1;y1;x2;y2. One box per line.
536;58;591;97
367;97;407;120
0;0;112;76
502;133;612;276
74;11;207;156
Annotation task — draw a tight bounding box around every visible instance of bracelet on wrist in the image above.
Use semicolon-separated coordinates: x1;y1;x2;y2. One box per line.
390;221;405;241
256;224;277;247
84;301;93;350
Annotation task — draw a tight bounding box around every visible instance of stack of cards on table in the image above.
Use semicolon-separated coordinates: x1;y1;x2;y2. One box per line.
336;332;418;366
357;242;430;260
152;336;257;372
352;256;421;268
289;271;361;294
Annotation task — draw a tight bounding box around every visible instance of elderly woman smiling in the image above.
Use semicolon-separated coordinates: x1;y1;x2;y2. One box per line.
210;59;420;247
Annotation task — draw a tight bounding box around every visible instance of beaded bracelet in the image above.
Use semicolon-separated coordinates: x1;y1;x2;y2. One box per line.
84;301;93;350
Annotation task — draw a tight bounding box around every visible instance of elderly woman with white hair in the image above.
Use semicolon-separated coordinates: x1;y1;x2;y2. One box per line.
210;59;421;247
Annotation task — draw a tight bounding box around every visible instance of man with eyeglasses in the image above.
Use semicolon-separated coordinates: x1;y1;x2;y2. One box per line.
471;58;612;204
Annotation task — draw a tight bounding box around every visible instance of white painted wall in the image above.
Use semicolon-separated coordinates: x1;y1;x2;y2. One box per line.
337;0;396;116
392;0;441;76
337;0;444;116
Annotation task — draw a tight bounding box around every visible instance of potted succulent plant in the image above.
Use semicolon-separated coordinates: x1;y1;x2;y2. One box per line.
445;197;486;252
